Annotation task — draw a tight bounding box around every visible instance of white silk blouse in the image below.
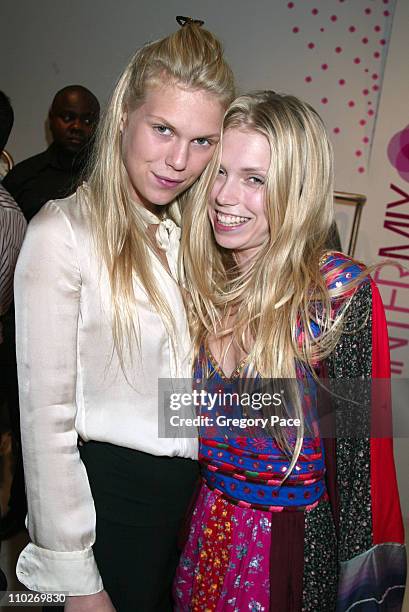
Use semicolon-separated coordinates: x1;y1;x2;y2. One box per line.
14;190;197;595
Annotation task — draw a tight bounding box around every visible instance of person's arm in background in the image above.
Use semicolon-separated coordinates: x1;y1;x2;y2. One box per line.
0;189;26;342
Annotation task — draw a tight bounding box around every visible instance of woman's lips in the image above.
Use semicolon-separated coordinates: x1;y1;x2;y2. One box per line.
153;173;184;189
213;210;250;232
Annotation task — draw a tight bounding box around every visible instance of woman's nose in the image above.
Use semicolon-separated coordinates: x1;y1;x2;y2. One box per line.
166;140;189;171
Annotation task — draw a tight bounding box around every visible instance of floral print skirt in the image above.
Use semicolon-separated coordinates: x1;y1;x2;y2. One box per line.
174;482;272;612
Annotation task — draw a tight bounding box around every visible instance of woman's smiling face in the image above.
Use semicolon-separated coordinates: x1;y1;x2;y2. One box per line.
208;127;271;267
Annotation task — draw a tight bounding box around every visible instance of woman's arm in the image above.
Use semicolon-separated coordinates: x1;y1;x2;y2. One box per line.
14;201;103;595
65;591;115;611
327;280;406;610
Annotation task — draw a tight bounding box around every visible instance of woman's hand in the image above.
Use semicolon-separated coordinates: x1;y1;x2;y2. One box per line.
64;590;116;611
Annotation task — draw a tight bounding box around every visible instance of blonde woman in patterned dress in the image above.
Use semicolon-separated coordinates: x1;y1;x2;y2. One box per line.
174;92;406;611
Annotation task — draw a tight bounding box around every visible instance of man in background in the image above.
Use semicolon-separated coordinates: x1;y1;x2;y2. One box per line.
3;85;100;221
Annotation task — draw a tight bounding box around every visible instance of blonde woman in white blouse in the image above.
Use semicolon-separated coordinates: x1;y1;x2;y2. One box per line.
14;18;235;612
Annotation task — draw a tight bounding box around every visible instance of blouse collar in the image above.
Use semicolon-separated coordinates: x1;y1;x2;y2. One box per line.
136;204;181;282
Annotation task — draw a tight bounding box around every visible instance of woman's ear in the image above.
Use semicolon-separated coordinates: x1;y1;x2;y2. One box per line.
120;111;128;134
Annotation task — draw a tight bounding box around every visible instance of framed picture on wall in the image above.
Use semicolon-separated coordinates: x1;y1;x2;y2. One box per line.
333;191;366;256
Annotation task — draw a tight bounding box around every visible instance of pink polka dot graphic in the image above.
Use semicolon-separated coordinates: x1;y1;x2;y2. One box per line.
290;0;394;178
388;125;409;183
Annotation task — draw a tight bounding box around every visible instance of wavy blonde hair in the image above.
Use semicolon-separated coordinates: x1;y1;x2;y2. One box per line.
84;23;235;365
181;91;369;473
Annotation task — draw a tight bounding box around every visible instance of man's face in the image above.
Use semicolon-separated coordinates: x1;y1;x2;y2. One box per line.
49;90;99;154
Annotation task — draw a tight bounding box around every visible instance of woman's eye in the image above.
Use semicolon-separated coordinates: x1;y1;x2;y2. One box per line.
154;125;172;136
248;176;265;185
194;137;211;146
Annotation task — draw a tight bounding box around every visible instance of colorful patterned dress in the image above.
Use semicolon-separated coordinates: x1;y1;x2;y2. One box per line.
173;254;406;612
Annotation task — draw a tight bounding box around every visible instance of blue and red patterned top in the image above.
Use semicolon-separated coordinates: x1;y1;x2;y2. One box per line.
196;252;367;513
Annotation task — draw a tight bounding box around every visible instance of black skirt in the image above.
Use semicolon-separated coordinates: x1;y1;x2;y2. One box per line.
79;441;199;612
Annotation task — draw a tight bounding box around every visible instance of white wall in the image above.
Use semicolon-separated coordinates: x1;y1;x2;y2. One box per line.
0;0;393;194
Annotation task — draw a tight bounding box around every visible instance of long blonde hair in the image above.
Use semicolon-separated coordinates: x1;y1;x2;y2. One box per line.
85;22;235;364
182;91;368;472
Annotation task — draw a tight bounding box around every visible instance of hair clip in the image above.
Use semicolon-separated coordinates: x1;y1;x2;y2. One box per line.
176;15;205;27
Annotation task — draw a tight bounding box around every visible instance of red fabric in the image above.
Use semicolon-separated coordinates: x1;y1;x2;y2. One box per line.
370;280;405;545
191;494;233;611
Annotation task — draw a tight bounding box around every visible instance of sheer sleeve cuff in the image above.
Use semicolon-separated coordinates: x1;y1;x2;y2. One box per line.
16;543;103;596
